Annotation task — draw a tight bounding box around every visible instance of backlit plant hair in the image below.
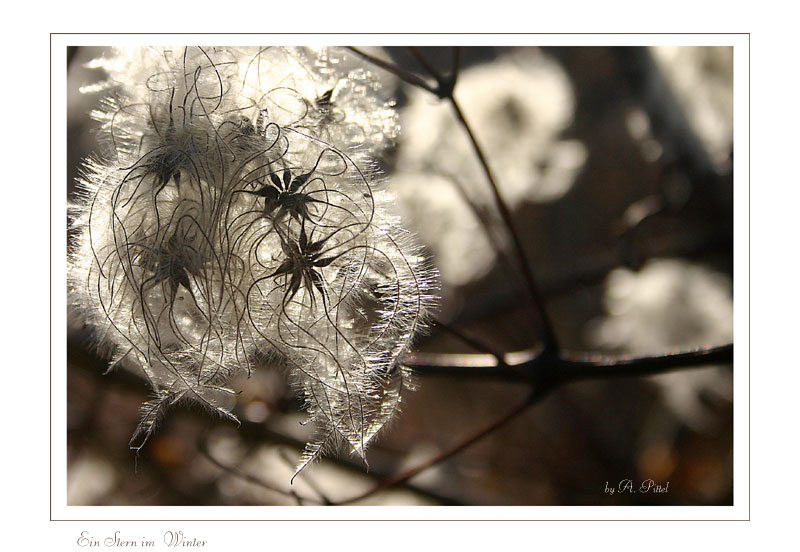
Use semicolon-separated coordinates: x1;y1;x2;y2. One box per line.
68;46;436;476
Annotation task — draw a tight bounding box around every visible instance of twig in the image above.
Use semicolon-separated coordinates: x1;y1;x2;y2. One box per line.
553;344;733;380
346;47;438;95
332;343;732;503
334;388;546;505
431;317;506;361
69;340;465;504
453;225;731;324
451;47;461;82
404;343;733;383
350;46;560;354
68;325;732;505
197;437;320;505
278;448;333;505
446;97;559;353
406;46;443;82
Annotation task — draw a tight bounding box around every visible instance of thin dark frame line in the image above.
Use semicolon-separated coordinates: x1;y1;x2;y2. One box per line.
51;32;749;35
50;32;54;522
53;33;749;522
747;33;751;520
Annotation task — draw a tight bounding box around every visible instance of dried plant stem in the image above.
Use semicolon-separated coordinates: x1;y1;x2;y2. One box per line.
406;45;558;351
278;448;333;505
348;45;560;353
335;388;545;505
333;343;731;503
446;97;560;353
431;317;506;362
404;343;733;381
71;334;731;504
346;47;438;94
198;438;319;504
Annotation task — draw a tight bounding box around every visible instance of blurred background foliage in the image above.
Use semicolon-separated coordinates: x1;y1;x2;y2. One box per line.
67;45;733;506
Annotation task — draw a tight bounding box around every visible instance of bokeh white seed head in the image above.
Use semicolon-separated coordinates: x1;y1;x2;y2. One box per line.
397;48;586;209
589;259;733;428
650;46;733;172
68;46;436;476
394;48;587;287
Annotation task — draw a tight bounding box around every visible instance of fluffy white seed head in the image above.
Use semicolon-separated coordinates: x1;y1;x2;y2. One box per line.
68;46;436;474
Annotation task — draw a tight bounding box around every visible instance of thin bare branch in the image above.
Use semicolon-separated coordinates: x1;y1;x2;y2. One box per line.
446;98;560;353
346;47;438;94
404;343;734;383
451;47;461;84
278;448;333;505
407;46;443;81
335;388;546;505
351;46;561;353
553;344;734;382
431;317;506;361
332;343;732;502
197;438;320;505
